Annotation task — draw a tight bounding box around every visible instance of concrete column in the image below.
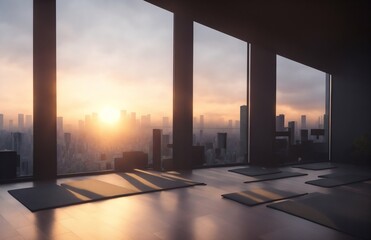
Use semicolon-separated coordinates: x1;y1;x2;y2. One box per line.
331;72;371;163
173;14;193;170
249;44;276;166
33;0;57;179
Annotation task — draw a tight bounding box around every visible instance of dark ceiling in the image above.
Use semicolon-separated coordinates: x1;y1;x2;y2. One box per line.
145;0;371;76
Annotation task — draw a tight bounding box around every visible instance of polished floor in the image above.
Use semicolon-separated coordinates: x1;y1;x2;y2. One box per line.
0;165;368;240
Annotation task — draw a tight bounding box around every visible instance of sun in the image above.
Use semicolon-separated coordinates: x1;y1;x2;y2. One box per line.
99;107;120;124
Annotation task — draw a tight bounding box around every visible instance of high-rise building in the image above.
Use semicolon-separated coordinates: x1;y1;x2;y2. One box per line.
217;132;227;159
240;105;247;158
11;132;23;153
200;115;204;129
301;115;307;129
153;129;162;171
276;114;285;131
301;129;309;142
217;132;227;149
0;114;3;130
18;114;24;132
288;121;296;145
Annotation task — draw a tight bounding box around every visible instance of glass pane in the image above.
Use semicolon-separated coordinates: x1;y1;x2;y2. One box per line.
0;0;33;178
194;23;247;167
276;55;329;164
57;0;173;174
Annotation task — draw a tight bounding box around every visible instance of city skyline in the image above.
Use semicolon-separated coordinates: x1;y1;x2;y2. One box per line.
0;108;325;133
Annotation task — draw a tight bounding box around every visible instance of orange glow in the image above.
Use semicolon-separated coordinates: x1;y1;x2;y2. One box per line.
99;106;120;125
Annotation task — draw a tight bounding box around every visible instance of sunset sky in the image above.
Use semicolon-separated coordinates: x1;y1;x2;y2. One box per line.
0;0;326;129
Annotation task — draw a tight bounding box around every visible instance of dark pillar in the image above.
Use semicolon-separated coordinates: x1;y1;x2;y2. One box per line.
153;129;162;171
173;14;193;170
249;44;276;166
332;72;371;164
33;0;57;179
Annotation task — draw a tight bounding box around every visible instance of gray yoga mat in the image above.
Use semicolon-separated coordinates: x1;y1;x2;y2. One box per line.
292;162;337;170
116;170;206;192
61;179;137;200
244;171;307;183
306;174;371;188
9;171;205;212
267;192;371;239
8;184;85;212
229;167;281;176
222;187;307;206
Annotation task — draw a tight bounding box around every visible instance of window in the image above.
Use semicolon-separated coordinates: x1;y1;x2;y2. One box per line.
57;0;173;174
275;55;329;163
193;23;247;167
0;0;33;177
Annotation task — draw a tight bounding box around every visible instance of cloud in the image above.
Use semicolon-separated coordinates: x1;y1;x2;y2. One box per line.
0;0;32;67
56;0;173;123
194;23;247;121
277;55;326;121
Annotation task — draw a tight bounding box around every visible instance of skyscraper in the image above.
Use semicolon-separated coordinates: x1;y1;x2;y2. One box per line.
301;115;307;129
276;114;285;131
240;105;247;158
153;129;162;171
199;115;204;130
217;132;227;159
18;114;24;131
11;132;23;153
288;121;296;145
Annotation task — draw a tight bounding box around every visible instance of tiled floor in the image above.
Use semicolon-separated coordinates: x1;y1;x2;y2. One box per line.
0;165;368;240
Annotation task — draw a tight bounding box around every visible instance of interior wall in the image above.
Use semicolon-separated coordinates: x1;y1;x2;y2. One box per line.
332;69;371;164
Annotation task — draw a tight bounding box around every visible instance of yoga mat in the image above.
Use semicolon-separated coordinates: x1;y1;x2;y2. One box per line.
8;184;86;212
267;192;371;239
229;167;281;176
61;179;136;200
116;170;206;192
244;171;307;183
222;187;307;206
306;174;371;188
9;172;205;212
292;162;337;170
